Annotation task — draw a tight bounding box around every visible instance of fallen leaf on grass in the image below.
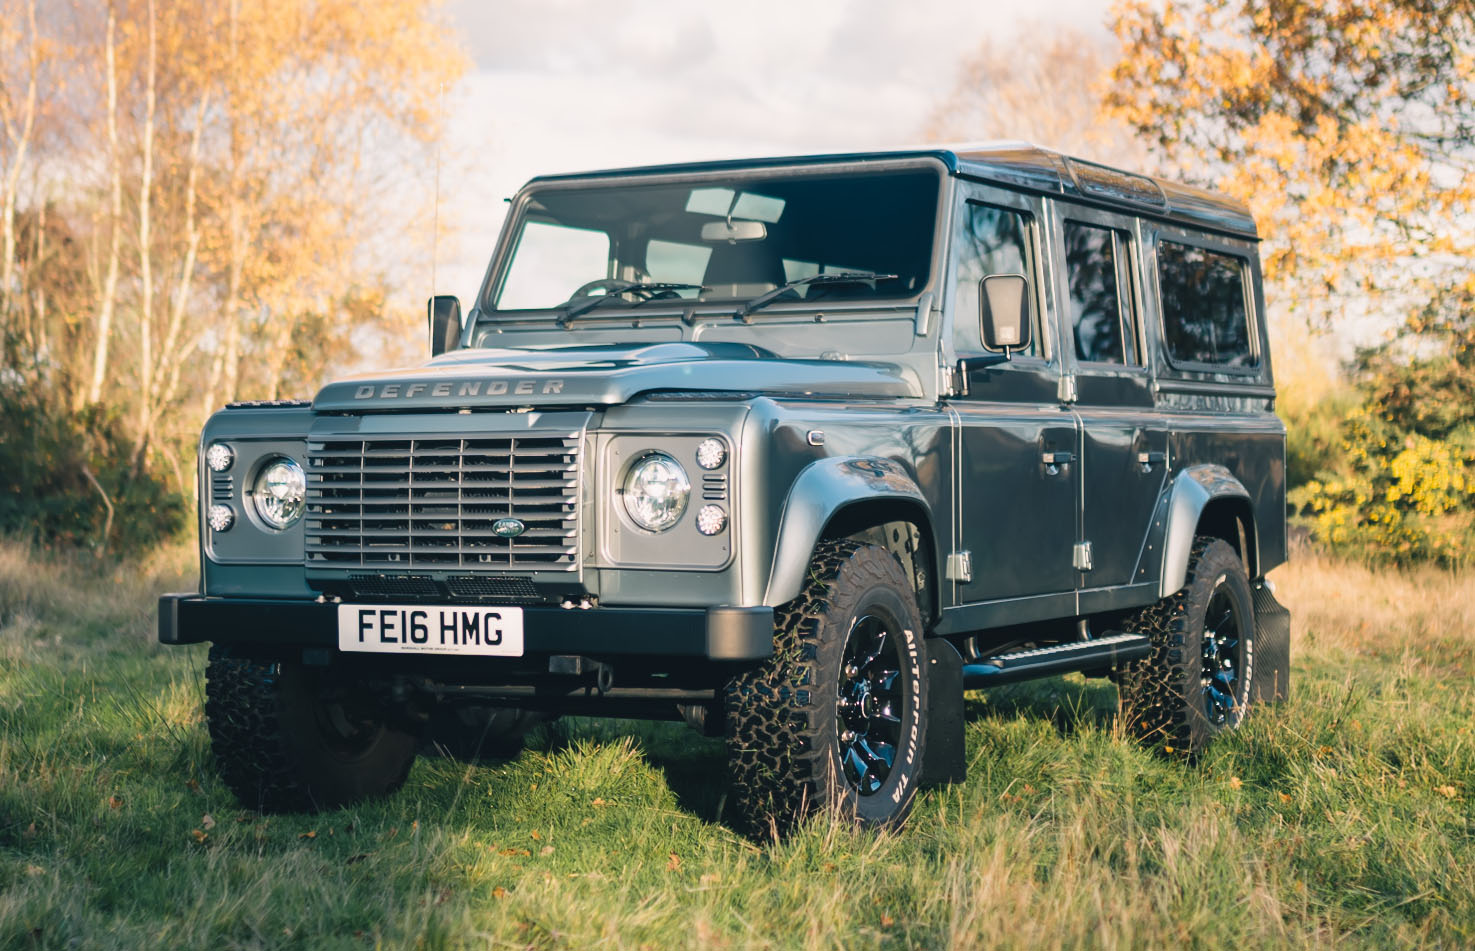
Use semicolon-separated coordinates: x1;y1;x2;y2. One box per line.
201;814;216;831
540;846;554;857
667;853;681;871
185;779;201;793
881;914;895;927
190;829;208;843
1228;776;1243;790
530;830;542;841
592;797;607;807
700;873;721;885
499;847;531;857
1279;792;1293;804
299;830;317;840
493;887;507;899
25;865;43;877
1436;785;1458;799
107;796;123;810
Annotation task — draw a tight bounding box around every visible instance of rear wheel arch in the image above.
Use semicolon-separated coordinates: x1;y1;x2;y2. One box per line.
1196;496;1258;578
1159;465;1258;597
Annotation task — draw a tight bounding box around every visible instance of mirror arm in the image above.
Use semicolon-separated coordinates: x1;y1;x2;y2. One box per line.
956;349;1012;396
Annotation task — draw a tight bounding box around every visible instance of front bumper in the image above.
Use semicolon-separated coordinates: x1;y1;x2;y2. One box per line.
157;595;774;662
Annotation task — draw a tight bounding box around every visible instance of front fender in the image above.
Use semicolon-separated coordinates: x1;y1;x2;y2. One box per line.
1159;464;1252;598
763;456;932;606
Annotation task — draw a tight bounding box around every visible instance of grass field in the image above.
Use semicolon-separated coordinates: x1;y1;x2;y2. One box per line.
1;541;1472;950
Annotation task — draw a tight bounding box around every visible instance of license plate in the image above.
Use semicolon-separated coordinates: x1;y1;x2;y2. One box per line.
337;604;524;657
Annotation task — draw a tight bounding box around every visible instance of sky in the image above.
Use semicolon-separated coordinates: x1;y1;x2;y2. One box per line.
432;0;1115;303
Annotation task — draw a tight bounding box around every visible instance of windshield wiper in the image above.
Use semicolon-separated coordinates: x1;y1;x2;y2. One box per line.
558;281;705;326
733;271;899;322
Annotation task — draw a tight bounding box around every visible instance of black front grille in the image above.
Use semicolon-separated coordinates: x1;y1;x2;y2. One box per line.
305;433;579;571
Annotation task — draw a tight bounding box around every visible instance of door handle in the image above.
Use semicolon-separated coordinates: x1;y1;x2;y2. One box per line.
1137;450;1166;469
1041;450;1075;476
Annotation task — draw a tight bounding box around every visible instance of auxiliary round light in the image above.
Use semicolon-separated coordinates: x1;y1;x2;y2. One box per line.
251;456;307;530
695;438;727;470
205;442;235;473
622;452;690;532
207;504;236;533
696;504;728;536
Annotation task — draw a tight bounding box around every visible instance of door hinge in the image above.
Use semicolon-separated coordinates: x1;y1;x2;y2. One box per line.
1058;374;1078;404
945;550;973;583
1073;541;1094;571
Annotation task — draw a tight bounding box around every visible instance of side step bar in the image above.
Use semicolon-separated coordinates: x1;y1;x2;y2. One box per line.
961;632;1152;689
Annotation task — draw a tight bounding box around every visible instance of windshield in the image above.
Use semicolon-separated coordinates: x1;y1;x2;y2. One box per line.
488;167;940;314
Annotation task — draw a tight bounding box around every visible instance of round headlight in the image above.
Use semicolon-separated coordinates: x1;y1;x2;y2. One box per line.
622;452;690;532
251;457;306;530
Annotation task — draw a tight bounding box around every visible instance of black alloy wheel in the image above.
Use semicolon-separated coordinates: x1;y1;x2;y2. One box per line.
1120;536;1257;755
836;614;906;795
724;539;928;836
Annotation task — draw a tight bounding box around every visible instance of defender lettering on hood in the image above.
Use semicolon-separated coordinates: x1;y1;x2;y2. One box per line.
353;379;566;400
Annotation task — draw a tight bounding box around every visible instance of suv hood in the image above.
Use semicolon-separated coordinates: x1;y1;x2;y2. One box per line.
313;342;919;411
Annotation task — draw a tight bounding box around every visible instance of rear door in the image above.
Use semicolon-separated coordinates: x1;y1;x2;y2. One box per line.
1049;202;1167;606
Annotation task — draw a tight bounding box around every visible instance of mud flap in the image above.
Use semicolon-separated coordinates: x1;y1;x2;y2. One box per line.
1250;582;1291;703
920;637;966;786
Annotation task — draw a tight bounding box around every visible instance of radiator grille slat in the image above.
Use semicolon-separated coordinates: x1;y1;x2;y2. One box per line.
305;433;580;571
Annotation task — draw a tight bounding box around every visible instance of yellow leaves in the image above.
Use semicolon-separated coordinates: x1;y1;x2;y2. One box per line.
1228;776;1244;790
1435;785;1458;799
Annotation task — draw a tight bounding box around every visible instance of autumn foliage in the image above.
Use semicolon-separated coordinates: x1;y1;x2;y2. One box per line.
0;0;466;549
1108;0;1475;564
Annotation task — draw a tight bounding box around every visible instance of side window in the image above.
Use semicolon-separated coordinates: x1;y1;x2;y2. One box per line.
1064;221;1138;366
953;201;1037;357
1157;241;1255;367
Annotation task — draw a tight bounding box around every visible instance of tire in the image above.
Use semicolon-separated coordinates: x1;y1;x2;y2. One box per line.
204;647;416;812
724;540;928;835
424;705;543;762
1120;536;1257;755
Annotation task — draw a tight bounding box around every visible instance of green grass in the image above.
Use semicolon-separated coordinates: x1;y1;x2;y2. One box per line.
1;542;1472;949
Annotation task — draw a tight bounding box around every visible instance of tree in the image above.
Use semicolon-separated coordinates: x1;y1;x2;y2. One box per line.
0;0;468;547
1108;0;1475;326
924;25;1151;171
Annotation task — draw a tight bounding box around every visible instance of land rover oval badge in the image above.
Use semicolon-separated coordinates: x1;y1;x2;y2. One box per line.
491;518;526;538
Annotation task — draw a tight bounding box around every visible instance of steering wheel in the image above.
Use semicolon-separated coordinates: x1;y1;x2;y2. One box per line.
571;278;634;298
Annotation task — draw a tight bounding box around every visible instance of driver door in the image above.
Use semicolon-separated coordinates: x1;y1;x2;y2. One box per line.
943;184;1080;625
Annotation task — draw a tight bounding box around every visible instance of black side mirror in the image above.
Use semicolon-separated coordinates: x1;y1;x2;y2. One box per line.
428;295;462;357
979;273;1030;354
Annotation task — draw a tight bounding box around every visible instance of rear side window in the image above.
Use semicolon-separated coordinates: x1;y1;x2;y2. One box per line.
1157;241;1255;367
1064;221;1137;366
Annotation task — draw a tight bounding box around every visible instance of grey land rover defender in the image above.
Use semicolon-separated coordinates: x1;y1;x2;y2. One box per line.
160;144;1291;832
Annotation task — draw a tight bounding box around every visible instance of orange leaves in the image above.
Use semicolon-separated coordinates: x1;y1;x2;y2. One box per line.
1108;0;1475;326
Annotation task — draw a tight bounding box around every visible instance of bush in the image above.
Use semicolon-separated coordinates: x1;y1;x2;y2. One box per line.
0;388;185;553
1289;297;1475;565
